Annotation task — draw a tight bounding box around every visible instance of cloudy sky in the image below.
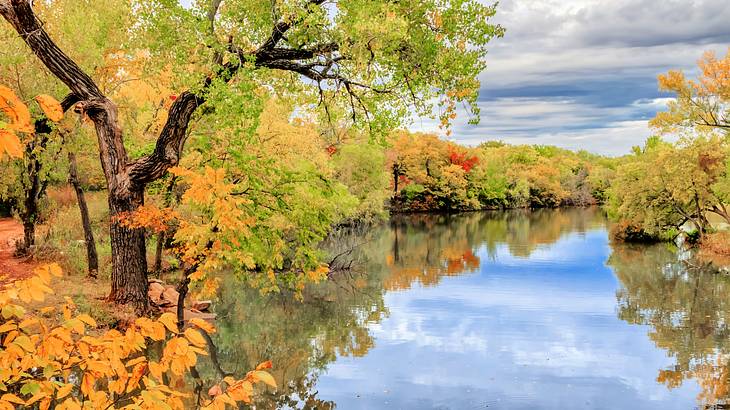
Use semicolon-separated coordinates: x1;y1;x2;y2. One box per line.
413;0;730;155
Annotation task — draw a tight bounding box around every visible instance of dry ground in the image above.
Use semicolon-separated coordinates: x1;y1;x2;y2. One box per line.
0;218;38;286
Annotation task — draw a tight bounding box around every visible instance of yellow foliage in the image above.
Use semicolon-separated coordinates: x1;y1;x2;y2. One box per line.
0;265;275;409
652;48;730;132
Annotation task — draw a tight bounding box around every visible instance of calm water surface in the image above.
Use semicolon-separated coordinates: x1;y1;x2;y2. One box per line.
208;208;729;409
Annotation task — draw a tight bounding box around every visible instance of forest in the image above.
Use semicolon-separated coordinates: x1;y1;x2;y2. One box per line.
0;0;729;409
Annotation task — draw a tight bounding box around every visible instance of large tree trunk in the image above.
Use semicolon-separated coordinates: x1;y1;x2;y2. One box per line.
68;152;99;277
107;187;149;309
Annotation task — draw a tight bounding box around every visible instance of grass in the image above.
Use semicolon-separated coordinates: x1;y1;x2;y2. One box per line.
29;187;163;327
38;190;112;278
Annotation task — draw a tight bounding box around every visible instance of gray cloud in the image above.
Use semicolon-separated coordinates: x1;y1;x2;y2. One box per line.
434;0;730;155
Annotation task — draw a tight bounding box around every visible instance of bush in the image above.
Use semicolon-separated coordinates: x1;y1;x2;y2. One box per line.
611;220;661;243
0;264;275;409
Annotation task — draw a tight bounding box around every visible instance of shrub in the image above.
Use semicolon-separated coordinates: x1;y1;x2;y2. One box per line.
0;264;275;409
611;220;661;243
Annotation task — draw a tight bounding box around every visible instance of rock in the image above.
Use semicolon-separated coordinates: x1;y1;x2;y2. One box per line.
147;281;216;320
191;300;212;312
148;282;165;304
161;286;180;306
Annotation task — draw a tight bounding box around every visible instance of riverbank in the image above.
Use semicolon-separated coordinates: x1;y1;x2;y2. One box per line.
698;231;730;269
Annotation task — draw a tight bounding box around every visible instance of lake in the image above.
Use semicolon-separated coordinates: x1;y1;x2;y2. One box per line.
206;207;728;409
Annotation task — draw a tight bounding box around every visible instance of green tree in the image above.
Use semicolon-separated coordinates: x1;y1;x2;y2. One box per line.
331;141;390;222
608;135;729;239
0;0;504;309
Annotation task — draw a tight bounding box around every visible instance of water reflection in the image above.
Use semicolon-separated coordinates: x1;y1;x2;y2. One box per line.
385;208;606;290
201;207;726;409
610;243;730;408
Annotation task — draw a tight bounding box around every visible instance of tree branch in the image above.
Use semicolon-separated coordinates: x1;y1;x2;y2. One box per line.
1;0;102;100
127;1;335;186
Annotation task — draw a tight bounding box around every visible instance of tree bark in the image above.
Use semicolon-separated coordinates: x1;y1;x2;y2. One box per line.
68;152;99;277
107;187;149;307
393;165;399;194
153;231;165;274
21;222;34;251
19;133;48;252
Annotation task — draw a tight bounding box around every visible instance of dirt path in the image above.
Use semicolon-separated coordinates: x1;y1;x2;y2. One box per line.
0;218;37;286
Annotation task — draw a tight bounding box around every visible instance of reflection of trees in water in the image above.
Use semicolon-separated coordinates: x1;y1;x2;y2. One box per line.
381;207;606;290
610;244;730;408
196;262;388;409
195;208;606;408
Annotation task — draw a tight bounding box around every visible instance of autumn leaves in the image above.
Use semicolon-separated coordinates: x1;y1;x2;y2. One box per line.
0;265;277;410
0;86;63;159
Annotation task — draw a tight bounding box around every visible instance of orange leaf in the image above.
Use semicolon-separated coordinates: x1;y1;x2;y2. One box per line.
0;129;23;159
35;95;63;122
255;360;272;371
126;362;147;392
80;373;95;397
56;383;74;399
227;381;253;403
0;394;25;405
158;312;179;333
190;318;216;334
184;328;207;348
0;85;32;133
250;370;276;388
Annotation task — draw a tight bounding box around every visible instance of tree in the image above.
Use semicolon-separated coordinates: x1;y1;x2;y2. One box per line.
331;141;390;222
652;48;730;133
608;135;730;239
67;150;99;276
0;0;504;310
0;86;65;252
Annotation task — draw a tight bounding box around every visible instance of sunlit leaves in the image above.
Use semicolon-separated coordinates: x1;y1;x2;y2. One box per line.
652;48;730;133
0;86;30;161
162;101;359;296
135;0;503;137
158;312;179;333
0;265;275;409
117;204;179;233
34;95;63;122
0;129;22;160
0;85;32;134
608;134;730;237
190;317;216;334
